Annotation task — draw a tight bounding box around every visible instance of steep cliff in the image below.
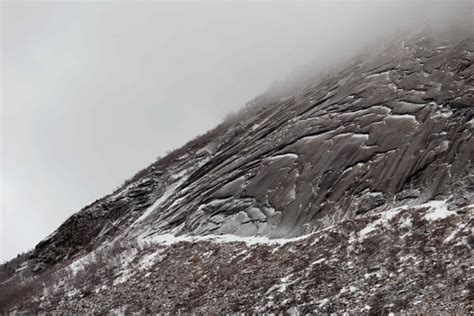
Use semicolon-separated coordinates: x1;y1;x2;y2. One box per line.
1;27;473;314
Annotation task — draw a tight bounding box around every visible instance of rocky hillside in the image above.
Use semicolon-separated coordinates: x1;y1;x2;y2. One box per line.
1;26;473;314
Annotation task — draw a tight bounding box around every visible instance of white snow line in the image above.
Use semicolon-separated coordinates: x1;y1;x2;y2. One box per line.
139;232;312;247
133;180;184;224
267;153;299;161
357;199;454;240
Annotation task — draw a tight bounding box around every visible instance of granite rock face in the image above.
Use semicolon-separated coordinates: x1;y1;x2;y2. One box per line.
118;30;472;242
1;28;473;313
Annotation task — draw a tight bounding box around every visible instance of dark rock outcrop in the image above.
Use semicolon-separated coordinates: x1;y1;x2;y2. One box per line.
27;28;474;272
125;30;473;241
1;26;473;314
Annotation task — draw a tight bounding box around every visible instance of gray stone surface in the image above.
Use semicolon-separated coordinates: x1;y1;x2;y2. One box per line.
1;27;473;314
26;29;474;270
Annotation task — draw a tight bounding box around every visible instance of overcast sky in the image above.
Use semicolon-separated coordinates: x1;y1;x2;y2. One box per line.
0;1;470;262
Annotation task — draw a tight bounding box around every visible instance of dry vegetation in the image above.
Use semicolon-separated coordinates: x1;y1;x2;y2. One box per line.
0;239;159;313
1;205;472;314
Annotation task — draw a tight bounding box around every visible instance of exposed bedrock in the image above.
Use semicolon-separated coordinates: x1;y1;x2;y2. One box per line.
146;34;474;239
28;31;474;269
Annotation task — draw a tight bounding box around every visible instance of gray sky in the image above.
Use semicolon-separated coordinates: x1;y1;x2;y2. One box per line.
1;0;470;262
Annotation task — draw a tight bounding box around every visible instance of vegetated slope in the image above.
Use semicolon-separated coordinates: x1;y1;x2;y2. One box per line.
1;27;473;314
4;201;474;314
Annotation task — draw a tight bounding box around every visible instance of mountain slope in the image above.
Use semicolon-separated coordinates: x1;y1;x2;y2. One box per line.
1;27;473;314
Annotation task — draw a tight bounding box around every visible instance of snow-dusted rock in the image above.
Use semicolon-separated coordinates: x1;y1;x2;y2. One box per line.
1;26;473;314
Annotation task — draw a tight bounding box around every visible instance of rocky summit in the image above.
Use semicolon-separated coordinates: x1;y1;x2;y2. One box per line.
1;26;473;314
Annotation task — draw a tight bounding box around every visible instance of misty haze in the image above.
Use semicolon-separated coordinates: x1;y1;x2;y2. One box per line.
1;0;473;314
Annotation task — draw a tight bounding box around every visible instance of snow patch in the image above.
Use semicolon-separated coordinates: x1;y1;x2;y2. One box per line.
398;217;413;229
266;274;293;295
68;251;96;275
267;153;299;161
278;275;292;293
468;118;474;128
384;114;420;126
113;249;139;285
365;70;390;80
312;257;326;265
423;200;454;221
318;298;330;307
444;221;468;243
133;179;185;224
137;251;165;271
357;199;452;240
333;132;370;141
288;185;297;201
431;109;453;119
358;207;403;240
